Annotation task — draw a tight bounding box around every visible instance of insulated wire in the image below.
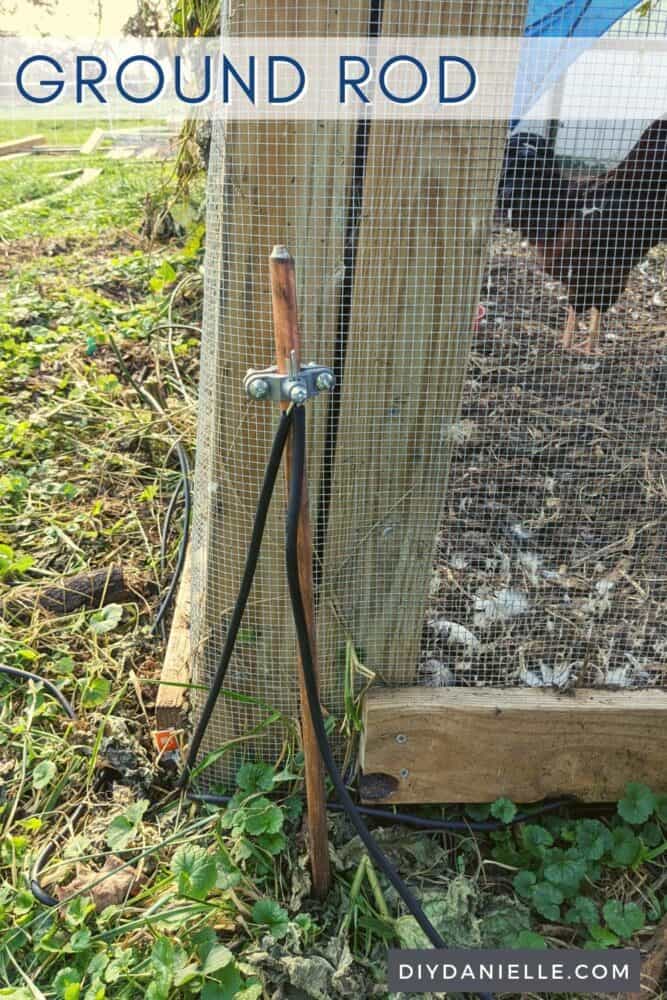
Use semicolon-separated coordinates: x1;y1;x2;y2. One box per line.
0;665;75;720
179;407;295;787
15;398;567;957
18;397;563;963
160;479;184;580
30;803;87;907
188;791;569;832
286;406;494;1000
0;669;86;904
313;0;384;597
313;108;369;594
180;415;570;827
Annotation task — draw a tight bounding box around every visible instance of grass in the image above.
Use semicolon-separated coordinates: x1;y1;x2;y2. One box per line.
0;154;173;240
0;119;160;149
0;137;666;1000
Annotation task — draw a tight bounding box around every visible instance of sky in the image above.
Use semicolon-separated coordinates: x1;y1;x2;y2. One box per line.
2;0;140;37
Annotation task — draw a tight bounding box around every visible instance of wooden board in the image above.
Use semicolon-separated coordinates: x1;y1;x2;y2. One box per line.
47;169;84;180
156;548;192;732
0;168;102;217
106;148;136;160
0;134;45;157
360;687;667;804
80;128;106;155
34;147;81;156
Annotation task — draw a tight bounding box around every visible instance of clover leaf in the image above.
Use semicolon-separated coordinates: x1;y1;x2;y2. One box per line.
617;783;656;826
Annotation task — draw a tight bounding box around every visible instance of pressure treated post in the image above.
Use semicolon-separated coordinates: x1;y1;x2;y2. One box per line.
317;0;529;703
269;246;331;899
191;0;371;782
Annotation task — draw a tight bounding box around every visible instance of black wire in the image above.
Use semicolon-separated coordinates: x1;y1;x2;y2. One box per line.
188;791;569;832
19;398;564;961
179;408;295;788
30;803;87;907
160;479;184;577
0;665;75;719
0;666;87;905
23;410;293;905
326;799;567;831
285;406;494;1000
313;0;385;598
30;871;59;907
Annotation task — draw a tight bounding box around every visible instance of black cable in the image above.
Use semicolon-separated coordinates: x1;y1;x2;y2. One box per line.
23;409;293;905
0;665;75;720
18;396;564;956
160;480;184;577
285;406;494;1000
30;803;87;907
326;798;569;831
187;792;569;833
0;667;91;905
313;0;385;598
179;408;295;788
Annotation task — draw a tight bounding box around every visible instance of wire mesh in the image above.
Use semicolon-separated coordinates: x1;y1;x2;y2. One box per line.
192;0;667;786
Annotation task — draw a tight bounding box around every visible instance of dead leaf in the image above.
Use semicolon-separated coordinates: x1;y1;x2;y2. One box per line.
55;854;141;911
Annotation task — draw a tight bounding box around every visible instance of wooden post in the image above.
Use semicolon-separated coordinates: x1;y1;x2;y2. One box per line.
191;0;371;782
269;246;331;899
317;0;529;705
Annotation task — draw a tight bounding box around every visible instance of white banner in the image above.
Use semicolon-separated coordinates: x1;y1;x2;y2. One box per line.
1;36;665;120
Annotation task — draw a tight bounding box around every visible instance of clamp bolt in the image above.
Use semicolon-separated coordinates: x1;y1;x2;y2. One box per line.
248;378;270;400
288;382;308;405
315;371;335;392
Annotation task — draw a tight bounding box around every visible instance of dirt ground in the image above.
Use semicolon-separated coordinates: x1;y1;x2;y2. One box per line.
424;229;667;692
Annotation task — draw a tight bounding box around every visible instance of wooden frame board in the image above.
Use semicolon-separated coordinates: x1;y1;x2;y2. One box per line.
0;134;45;157
360;687;667;804
156;548;192;732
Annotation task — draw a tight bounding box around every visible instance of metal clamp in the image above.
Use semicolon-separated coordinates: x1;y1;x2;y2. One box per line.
244;355;335;405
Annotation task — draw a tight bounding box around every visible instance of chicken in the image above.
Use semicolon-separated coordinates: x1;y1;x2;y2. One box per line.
498;119;667;353
601;118;667;194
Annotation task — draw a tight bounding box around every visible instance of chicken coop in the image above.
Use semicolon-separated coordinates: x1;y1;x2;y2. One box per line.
184;0;667;803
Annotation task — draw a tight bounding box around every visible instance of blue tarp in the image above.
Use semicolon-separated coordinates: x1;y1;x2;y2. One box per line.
526;0;637;38
516;0;640;118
